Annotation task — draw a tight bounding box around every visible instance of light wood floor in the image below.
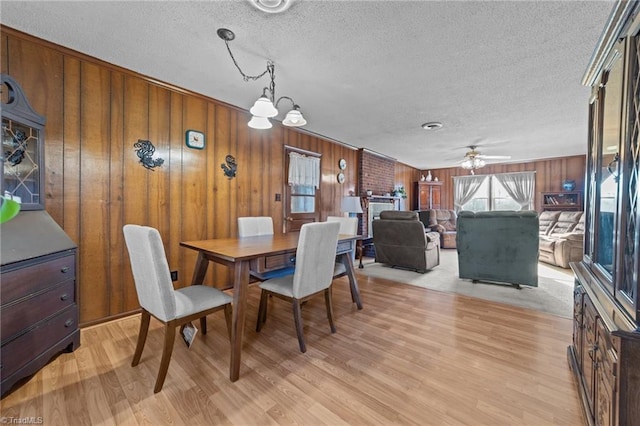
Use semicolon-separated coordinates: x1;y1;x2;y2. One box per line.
1;269;584;425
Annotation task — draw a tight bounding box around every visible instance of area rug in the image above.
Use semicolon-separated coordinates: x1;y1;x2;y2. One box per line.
357;249;574;318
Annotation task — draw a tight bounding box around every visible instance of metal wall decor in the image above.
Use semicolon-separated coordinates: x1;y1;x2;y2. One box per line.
134;139;164;170
221;155;237;179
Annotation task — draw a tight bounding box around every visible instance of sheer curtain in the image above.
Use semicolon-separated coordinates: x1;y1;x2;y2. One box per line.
288;152;320;188
494;171;536;210
453;175;488;212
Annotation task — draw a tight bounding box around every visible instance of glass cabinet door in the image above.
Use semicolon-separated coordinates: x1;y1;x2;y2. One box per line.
1;74;46;211
2;119;42;208
592;44;625;287
617;32;639;318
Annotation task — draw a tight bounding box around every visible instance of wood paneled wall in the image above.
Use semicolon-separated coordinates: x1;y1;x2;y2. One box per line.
1;28;366;325
421;155;586;211
2;28;580;326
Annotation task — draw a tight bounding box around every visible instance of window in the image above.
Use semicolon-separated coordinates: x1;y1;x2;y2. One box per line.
459;174;534;211
290;184;316;213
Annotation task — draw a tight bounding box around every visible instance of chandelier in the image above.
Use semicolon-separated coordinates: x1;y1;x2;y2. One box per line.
217;28;306;130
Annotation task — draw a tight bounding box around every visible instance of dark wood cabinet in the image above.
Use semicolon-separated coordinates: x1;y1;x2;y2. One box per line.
1;74;79;396
416;181;442;210
568;3;640;425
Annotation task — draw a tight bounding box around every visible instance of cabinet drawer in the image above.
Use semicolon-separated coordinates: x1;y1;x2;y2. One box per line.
2;255;75;304
1;280;75;343
1;305;78;378
250;250;296;273
337;240;355;254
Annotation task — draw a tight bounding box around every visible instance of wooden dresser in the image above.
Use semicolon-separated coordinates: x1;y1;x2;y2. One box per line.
1;211;79;396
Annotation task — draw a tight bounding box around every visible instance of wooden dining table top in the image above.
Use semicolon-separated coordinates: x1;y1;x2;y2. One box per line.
180;233;361;262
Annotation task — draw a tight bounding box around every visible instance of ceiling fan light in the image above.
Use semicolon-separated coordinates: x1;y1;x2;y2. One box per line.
282;108;307;127
250;95;278;118
248;115;272;129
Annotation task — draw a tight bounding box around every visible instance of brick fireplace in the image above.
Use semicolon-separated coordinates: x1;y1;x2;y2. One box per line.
357;149;398;241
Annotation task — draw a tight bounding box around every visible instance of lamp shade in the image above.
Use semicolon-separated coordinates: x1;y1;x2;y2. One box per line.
250;95;278;118
248;116;272;129
282;108;307;127
341;196;363;214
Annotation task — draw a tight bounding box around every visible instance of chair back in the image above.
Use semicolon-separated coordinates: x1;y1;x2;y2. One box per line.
238;216;274;237
327;216;358;235
456;210;539;287
427;209;457;230
123;224;177;322
292;221;340;299
373;211;438;271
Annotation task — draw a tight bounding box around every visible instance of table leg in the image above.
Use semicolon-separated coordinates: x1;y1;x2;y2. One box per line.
340;252;363;310
190;252;210;285
358;240;365;269
230;260;250;382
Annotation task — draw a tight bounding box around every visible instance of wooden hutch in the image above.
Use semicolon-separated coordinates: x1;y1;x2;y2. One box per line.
415;181;442;210
568;2;640;425
1;74;79;396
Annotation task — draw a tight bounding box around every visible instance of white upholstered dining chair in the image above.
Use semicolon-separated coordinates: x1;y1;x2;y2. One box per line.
327;216;358;278
255;221;341;353
237;216;274;237
123;224;232;393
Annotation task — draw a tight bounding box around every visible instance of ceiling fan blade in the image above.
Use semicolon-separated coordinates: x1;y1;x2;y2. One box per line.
476;154;511;160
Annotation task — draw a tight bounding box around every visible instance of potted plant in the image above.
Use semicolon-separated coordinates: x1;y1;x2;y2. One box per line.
392;186;407;199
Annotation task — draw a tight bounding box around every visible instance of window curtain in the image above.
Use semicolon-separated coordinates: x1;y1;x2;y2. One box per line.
288;152;320;188
453;175;488;212
494;171;536;210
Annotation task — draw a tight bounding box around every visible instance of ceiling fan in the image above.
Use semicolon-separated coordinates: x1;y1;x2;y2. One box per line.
459;145;511;172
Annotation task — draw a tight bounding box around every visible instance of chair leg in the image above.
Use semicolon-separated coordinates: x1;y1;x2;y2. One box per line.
132;310;151;367
154;324;176;393
256;290;269;332
324;287;337;333
223;304;232;340
292;299;306;353
200;316;208;335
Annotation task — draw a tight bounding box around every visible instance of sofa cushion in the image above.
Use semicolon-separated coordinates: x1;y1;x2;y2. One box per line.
549;211;583;236
539;211;561;235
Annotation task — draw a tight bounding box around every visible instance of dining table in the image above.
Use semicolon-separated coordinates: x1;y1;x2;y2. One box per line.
180;232;363;382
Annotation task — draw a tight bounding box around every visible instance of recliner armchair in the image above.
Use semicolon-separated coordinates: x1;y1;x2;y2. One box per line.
456;210;539;287
372;210;440;273
421;209;458;249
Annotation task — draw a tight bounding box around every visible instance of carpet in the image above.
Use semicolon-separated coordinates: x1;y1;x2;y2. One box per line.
357;249;575;318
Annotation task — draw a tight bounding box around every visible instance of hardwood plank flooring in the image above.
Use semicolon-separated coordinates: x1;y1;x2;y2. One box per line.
1;269;584;425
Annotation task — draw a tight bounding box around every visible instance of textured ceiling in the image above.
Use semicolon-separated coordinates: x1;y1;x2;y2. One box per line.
0;1;614;169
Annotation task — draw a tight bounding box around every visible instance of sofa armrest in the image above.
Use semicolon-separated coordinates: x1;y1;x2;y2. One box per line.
431;224;446;234
555;232;583;242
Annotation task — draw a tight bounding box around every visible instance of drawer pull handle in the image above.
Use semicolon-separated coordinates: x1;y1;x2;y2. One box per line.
61;266;70;273
64;319;74;327
60;293;69;301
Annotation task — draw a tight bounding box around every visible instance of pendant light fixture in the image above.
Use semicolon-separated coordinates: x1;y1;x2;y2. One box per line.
217;28;306;129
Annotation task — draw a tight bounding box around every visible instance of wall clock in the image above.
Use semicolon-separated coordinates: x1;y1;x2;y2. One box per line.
338;158;347;170
337;172;345;184
185;129;205;149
